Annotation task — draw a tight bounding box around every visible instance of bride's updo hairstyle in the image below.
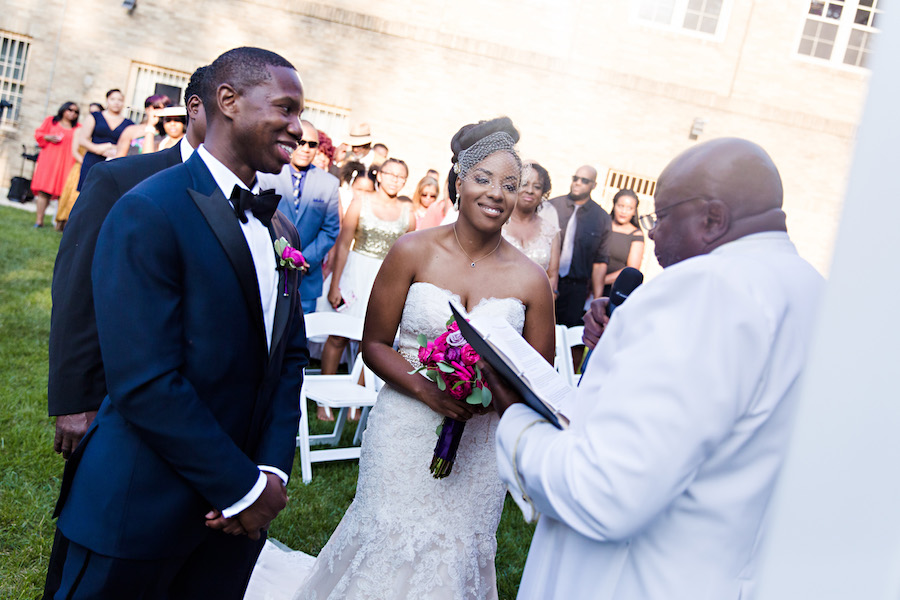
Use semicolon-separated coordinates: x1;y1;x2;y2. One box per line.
448;116;522;206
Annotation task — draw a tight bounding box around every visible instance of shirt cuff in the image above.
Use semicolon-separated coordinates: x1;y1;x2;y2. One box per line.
259;465;289;486
221;471;266;518
220;465;289;518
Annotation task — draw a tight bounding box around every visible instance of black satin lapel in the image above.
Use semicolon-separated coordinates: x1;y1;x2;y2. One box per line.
268;222;292;359
188;188;265;338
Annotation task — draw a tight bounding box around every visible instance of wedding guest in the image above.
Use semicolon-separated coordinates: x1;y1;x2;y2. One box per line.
411;175;442;229
31;102;81;228
114;94;171;157
336;160;373;215
372;142;388;167
502;161;560;293
603;188;644;296
488;138;825;600
49;48;308;600
258;119;340;314
312;129;338;176
549;165;611;326
76;89;133;190
339;122;375;168
155;106;187;151
88;102;103;114
319;158;415;419
52;144;85;231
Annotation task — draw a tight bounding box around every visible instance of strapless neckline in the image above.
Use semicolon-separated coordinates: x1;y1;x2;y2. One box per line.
409;281;525;313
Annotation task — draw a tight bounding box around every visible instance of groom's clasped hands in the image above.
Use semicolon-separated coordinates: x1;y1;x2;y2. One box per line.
205;472;288;540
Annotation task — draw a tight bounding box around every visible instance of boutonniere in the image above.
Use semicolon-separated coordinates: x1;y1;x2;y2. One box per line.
274;237;309;296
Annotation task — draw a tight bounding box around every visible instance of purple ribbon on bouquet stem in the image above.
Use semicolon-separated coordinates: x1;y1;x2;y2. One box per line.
430;417;466;479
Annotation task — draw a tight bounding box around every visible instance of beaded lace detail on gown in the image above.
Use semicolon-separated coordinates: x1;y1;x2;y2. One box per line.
295;282;526;600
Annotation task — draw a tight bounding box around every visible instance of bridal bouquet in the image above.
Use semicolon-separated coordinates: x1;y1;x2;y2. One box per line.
409;317;491;478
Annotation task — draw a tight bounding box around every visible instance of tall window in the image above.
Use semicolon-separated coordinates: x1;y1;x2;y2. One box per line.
302;101;350;146
798;0;883;68
0;32;30;125
124;62;190;123
636;0;726;36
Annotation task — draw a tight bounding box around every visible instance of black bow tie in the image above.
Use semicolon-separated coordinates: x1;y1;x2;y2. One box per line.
230;185;281;227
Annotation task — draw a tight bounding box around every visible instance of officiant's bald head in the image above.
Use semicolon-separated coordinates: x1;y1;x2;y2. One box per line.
649;138;788;268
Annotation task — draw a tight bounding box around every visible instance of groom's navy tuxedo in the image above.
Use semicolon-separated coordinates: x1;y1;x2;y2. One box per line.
54;151;309;562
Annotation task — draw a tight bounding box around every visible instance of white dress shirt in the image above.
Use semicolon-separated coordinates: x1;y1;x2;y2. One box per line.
196;145;287;517
178;135;195;163
497;232;824;600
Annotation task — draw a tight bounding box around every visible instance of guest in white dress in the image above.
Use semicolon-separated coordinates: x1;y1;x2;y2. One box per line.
501;161;560;295
290;117;556;600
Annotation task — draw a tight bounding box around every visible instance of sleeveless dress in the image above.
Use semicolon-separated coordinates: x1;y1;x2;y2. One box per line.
291;283;526;600
77;111;134;190
31;116;80;197
502;203;560;271
318;196;411;318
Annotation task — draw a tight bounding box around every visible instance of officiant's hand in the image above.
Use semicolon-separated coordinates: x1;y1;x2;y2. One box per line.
582;298;611;350
478;361;523;418
236;472;288;540
54;410;98;459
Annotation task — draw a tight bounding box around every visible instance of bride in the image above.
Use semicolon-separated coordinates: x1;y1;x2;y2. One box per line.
283;117;555;600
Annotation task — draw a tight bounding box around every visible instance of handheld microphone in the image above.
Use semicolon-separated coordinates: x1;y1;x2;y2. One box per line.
578;267;644;380
606;267;644;317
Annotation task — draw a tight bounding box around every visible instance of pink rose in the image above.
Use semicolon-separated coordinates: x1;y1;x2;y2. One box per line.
418;345;431;364
447;330;466;347
432;350;446;364
283;246;305;264
449;381;471;401
461;345;479;366
433;332;449;352
448;320;460;333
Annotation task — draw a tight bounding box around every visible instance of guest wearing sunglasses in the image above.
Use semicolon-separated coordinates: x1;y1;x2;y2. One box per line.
31;102;81;228
258;119;341;315
549;165;611;327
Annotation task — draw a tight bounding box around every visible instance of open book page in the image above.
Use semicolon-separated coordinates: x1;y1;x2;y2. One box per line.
451;301;572;429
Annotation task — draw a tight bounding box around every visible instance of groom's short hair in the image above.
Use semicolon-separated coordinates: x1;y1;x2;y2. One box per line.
202;47;296;117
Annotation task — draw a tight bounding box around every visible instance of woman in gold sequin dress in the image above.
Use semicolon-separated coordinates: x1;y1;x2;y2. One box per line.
320;158;416;380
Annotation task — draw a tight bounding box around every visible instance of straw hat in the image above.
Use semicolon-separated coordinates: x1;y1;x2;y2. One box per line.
348;122;373;146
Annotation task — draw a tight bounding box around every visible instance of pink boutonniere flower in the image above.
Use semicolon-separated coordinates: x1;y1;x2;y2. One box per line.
274;236;309;296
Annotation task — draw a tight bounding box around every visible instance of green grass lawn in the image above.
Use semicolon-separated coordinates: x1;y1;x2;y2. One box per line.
0;205;534;599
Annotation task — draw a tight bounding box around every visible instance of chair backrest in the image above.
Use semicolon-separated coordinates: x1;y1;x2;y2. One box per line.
553;324;571;374
303;312;365;341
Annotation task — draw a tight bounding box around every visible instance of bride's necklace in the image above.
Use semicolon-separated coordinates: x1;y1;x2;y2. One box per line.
453;224;502;268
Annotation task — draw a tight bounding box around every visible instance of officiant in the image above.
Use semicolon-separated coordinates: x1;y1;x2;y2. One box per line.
485;138;825;599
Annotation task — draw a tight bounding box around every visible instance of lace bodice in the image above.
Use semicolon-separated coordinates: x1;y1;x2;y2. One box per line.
502;203;560;271
296;281;526;600
353;196;411;260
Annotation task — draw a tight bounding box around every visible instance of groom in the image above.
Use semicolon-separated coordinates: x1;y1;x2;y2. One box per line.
50;47;309;599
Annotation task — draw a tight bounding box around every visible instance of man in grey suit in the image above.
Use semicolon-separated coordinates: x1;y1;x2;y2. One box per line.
259;119;340;313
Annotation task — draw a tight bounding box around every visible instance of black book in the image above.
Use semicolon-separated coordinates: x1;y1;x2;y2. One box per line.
450;302;571;430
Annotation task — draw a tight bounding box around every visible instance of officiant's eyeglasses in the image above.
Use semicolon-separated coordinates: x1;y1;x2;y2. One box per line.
571;175;595;185
298;139;319;149
639;197;704;230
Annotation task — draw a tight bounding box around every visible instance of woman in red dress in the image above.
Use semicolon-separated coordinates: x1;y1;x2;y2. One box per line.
31;102;80;228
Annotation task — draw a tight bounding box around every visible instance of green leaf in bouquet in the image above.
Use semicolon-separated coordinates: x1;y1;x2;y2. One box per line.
417;334;428;348
466;386;483;405
474;364;481;380
435;422;443;436
436;375;446;391
482;386;492;407
445;315;456;327
425;369;438;382
437;361;455;373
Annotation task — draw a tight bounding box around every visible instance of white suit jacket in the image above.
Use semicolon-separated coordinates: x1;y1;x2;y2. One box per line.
497;232;824;600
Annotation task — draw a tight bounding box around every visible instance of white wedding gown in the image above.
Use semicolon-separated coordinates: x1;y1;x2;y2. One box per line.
246;282;526;600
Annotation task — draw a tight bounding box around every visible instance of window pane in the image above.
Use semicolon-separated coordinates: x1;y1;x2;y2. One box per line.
844;48;860;65
820;21;839;41
809;1;825;15
798;38;814;55
700;15;718;33
826;3;843;18
859;0;874;6
814;40;834;58
803;19;820;35
683;12;700;29
855;8;872;24
872;11;881;27
688;0;703;9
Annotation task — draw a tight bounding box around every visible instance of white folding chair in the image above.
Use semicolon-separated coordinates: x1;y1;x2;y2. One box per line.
564;325;586;386
553;324;573;382
296;312;379;483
